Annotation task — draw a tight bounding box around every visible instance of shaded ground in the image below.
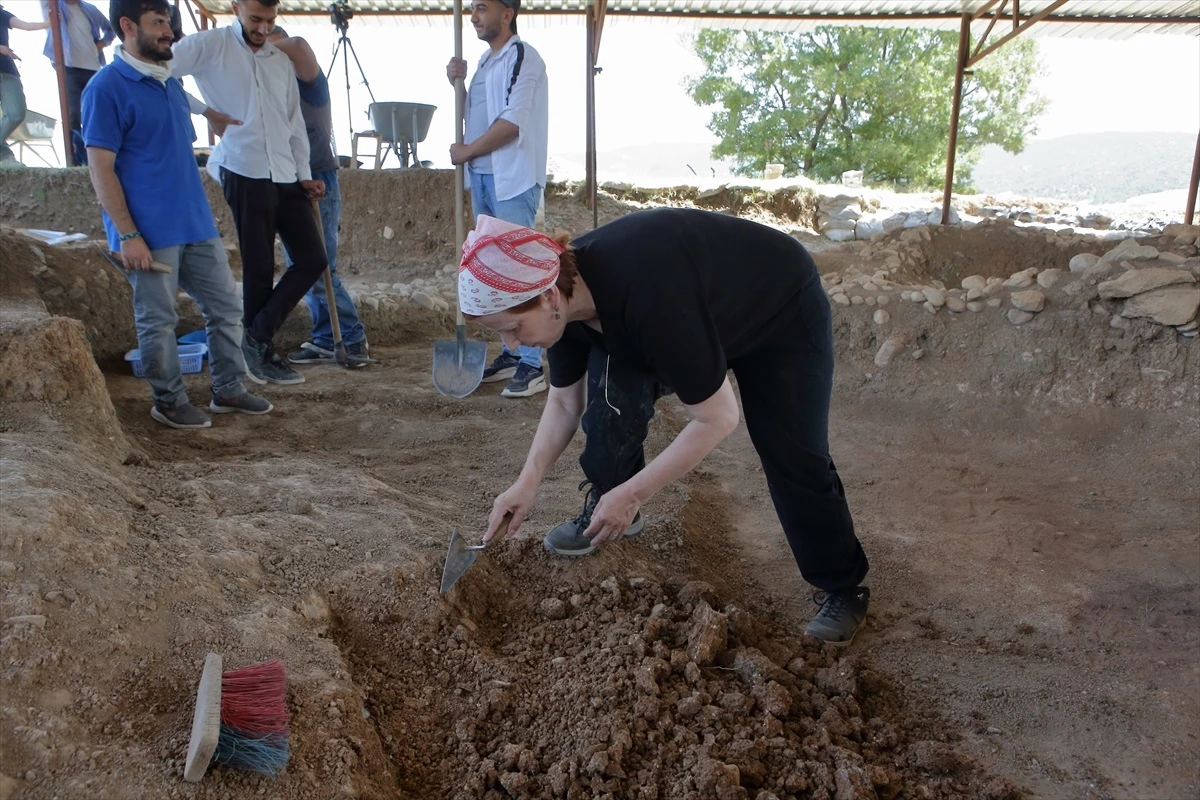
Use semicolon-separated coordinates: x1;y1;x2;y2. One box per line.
1;170;1198;800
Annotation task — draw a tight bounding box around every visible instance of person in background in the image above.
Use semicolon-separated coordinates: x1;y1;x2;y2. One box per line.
82;0;272;429
170;0;328;386
446;0;549;399
42;0;114;165
0;4;51;165
265;26;370;367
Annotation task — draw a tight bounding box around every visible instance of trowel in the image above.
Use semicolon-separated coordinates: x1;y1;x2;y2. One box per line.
440;514;511;593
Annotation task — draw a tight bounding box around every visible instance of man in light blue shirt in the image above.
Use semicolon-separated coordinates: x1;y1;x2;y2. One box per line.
42;0;114;165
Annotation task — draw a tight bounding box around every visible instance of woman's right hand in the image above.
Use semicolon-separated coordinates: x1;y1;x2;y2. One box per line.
484;478;538;542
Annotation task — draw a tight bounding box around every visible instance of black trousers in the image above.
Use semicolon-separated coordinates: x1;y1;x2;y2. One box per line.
64;67;95;165
220;169;328;346
578;280;869;593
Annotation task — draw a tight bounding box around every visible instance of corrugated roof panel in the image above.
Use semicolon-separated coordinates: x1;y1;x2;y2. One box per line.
194;0;1199;36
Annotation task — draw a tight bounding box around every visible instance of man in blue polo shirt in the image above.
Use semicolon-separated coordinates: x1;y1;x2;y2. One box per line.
81;0;271;429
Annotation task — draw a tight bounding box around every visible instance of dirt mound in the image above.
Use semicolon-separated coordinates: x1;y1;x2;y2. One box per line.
335;559;1017;799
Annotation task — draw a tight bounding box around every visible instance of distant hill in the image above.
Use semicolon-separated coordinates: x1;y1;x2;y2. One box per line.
970;132;1194;204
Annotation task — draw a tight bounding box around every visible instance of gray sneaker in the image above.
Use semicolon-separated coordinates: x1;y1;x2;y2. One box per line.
209;391;273;415
543;481;646;557
242;334;269;385
261;353;305;385
150;402;212;429
344;339;370;369
804;587;871;646
288;342;333;365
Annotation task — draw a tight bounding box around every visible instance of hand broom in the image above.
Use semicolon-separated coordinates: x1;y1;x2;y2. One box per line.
184;653;290;782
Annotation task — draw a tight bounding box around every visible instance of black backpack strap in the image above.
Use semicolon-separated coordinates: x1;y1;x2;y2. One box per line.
505;42;525;105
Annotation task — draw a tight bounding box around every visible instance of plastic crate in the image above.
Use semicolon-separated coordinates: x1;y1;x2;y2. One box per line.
178;330;207;347
124;343;208;378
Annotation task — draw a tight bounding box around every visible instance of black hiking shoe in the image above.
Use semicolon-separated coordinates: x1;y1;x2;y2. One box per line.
542;481;645;557
805;587;871;646
482;351;521;383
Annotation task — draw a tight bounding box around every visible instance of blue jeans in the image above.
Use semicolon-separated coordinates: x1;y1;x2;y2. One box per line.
0;73;28;161
469;170;543;369
128;238;247;407
282;169;365;348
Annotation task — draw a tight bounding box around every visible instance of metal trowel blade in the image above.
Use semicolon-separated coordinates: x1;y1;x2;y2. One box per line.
440;527;480;593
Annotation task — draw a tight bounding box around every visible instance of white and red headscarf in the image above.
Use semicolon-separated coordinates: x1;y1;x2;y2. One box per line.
458;215;564;316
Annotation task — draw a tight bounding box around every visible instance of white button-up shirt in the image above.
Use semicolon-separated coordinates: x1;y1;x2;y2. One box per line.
466;36;548;202
171;20;310;184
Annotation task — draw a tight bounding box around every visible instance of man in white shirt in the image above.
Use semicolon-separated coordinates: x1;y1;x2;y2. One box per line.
447;0;549;400
41;0;115;165
171;0;327;386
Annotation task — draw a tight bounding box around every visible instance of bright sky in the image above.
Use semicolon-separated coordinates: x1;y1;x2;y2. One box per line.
4;3;1197;179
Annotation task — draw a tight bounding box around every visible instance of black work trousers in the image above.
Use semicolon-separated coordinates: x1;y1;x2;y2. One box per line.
577;280;869;593
220;168;327;346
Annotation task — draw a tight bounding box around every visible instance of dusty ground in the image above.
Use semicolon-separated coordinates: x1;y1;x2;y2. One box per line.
0;169;1197;800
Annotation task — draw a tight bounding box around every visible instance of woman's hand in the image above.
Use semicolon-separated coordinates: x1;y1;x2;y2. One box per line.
582;484;641;546
484;477;539;542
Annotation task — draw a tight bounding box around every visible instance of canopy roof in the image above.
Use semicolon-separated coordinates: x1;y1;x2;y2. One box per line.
191;0;1199;37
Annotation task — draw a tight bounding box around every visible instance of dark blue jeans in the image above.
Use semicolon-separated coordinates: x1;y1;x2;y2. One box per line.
577;279;869;593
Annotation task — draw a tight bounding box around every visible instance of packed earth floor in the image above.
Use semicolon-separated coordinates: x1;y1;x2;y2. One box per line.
1;170;1197;800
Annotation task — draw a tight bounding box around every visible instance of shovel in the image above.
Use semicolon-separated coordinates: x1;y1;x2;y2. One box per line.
93;242;173;274
310;198;378;369
431;0;487;398
440;513;511;593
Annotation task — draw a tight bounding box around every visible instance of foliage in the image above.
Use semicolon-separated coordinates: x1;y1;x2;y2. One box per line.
686;27;1047;189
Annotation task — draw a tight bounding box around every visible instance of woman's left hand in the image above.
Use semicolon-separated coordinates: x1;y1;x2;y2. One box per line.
582;485;641;546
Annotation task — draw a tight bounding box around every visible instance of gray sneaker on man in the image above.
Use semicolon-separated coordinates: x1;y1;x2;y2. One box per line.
287;342;333;364
260;353;305;385
209;391;273;415
241;333;269;385
150;402;212;429
804;587;870;646
543;481;646;557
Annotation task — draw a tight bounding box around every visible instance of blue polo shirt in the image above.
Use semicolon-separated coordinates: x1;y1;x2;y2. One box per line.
81;57;218;252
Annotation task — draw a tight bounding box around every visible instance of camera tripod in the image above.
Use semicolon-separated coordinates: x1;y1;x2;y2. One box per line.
328;20;376;151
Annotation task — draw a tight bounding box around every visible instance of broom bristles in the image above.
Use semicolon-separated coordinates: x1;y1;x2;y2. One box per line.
216;658;290;777
221;659;289;735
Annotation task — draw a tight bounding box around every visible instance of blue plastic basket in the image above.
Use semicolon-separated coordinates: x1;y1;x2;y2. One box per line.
178;330;207;347
124;343;208;378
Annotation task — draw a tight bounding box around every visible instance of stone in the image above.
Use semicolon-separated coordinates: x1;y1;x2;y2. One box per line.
1102;241;1158;262
1158;252;1188;265
922;288;945;307
382;226;395;241
986;297;1002;308
1098;268;1195;299
865;296;877;306
832;293;851;306
1003;269;1037;288
1007;309;1034;325
923;301;938;314
876;294;890;305
1036;268;1065;288
850;295;864;306
686;601;727;667
1010;290;1046;312
961;275;987;292
1069;253;1101;272
945;296;966;313
966;301;984;312
539;597;568;620
1121;286;1200;327
873;336;906;367
1110;314;1131;329
410;291;438;311
1177;318;1200;333
873;309;890;325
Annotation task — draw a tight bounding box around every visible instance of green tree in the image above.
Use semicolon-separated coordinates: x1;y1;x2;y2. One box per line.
686;27;1046;188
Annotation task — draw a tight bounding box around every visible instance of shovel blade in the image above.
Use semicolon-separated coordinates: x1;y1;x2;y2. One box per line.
432;331;487;398
440;528;479;593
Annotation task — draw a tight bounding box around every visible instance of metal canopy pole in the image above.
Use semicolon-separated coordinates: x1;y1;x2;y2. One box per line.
585;3;598;228
1186;131;1200;225
47;2;73;167
940;14;970;225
